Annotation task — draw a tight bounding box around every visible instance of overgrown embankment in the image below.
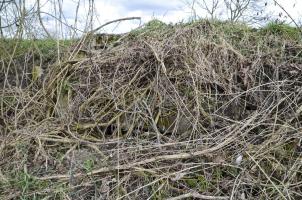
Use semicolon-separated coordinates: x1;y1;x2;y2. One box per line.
1;20;302;199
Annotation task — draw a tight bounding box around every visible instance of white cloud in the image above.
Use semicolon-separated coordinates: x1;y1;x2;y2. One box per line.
92;0;187;33
21;0;302;36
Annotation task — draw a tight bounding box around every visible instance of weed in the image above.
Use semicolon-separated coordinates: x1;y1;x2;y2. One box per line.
83;159;94;172
9;171;48;199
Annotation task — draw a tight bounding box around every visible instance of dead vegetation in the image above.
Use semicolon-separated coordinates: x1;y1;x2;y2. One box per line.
1;20;302;199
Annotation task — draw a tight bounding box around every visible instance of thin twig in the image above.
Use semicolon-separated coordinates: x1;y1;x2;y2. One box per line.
166;192;229;200
89;17;141;35
35;133;235;180
273;0;302;35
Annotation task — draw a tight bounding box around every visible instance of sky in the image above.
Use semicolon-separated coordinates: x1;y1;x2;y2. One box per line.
24;0;302;36
39;0;189;35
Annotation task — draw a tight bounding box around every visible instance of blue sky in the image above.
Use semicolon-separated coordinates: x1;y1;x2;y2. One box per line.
30;0;302;35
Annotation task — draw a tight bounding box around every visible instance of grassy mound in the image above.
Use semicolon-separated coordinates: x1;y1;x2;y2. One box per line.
1;20;302;199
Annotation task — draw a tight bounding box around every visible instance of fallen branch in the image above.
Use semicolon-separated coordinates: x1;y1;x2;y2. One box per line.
166;192;229;200
35;133;235;180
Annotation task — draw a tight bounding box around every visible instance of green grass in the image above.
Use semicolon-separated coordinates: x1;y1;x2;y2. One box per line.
0;38;74;62
1;171;49;199
261;22;302;40
0;169;69;200
184;175;210;192
1;20;300;64
129;19;172;38
130;19;302;44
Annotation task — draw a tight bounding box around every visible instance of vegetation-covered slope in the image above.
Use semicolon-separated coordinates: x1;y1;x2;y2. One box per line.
1;20;302;199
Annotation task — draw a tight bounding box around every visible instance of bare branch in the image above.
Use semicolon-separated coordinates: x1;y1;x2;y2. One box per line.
89;17;141;35
166;192;229;200
196;0;220;19
272;0;301;30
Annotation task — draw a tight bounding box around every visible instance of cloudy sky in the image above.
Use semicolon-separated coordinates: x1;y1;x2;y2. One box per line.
30;0;302;35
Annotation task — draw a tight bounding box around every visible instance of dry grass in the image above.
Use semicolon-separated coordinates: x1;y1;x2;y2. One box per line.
1;20;302;199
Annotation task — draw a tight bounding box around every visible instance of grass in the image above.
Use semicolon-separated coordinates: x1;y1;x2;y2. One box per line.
261;21;302;40
1;19;302;199
129;19;172;38
1;171;55;200
0;38;73;61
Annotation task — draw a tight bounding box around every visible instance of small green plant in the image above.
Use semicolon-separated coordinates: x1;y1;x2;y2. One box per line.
184;175;209;192
18;172;31;194
83;159;94;172
197;175;209;191
213;168;223;181
13;171;48;199
62;79;71;94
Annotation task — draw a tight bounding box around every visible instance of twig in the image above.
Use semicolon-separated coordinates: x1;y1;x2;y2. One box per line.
144;41;167;74
246;151;287;199
166;192;229;200
35;133;235;180
37;0;53;38
89;17;141;35
273;0;302;35
40;11;85;33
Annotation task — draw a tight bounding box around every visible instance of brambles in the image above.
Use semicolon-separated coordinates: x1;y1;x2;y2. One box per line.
1;20;302;199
